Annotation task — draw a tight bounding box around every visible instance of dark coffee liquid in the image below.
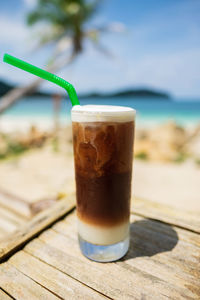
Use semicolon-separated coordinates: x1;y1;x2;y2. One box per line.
73;121;134;227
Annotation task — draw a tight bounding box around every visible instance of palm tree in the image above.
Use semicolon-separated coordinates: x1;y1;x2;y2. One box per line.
0;0;123;114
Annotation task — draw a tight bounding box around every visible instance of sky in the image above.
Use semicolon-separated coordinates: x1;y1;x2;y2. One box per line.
0;0;200;98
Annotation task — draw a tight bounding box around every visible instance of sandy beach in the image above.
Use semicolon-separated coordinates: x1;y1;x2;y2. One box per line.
0;118;199;222
0;115;71;133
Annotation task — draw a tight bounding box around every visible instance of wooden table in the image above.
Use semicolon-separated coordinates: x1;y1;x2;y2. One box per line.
0;197;200;300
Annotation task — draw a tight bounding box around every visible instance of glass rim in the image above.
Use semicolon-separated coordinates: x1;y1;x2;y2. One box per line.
71;105;136;122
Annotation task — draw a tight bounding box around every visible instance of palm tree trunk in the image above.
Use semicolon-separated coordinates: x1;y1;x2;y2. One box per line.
0;53;77;115
0;78;42;113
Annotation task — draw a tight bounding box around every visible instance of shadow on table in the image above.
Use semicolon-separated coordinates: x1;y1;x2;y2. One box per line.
121;219;178;261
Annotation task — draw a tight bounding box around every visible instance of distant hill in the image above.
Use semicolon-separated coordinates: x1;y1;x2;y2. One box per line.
0;81;13;96
0;80;51;98
81;88;170;99
0;80;170;99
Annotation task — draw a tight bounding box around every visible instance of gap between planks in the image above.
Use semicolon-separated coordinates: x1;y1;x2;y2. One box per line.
1;211;199;299
0;263;60;300
0;196;76;263
54;213;200;290
24;232;199;299
133;210;200;235
132;197;200;234
0;288;15;300
7;262;64;300
7;251;111;300
23;215;200;299
0;195;199;265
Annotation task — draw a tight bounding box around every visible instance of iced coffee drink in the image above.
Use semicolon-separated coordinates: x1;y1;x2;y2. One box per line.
71;105;135;262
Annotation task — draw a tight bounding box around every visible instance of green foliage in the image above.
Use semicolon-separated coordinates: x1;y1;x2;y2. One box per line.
135;151;148;160
195;158;200;166
0;142;28;161
0;133;29;160
0;153;6;160
27;0;101;53
173;152;187;163
7;142;27;155
52;136;59;152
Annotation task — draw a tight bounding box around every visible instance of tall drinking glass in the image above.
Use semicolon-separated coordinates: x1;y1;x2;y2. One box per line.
71;105;135;262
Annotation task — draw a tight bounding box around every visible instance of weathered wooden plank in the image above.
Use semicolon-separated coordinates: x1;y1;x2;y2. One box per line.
59;212;200;278
53;210;77;239
0;263;60;300
25;226;199;300
0;230;7;239
54;213;200;298
0;215;18;233
0;206;27;225
132;197;200;233
0;190;31;218
0;192;199;300
131;213;200;248
0;289;13;300
126;216;200;298
55;212;200;279
56;211;200;250
119;256;200;299
9;251;107;300
0;196;75;262
25;237;154;300
129;215;200;264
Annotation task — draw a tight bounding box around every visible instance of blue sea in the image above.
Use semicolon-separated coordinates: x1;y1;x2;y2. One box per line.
3;96;200;128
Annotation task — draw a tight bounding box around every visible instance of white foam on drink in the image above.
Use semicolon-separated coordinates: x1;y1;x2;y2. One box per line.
78;218;129;245
71;105;136;122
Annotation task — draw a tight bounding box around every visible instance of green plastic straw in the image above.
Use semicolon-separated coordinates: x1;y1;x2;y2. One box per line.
3;53;80;106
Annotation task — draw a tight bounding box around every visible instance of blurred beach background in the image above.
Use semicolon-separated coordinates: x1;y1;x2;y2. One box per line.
0;0;199;237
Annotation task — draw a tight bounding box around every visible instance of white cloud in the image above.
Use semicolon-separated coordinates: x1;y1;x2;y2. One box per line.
0;0;200;99
0;16;36;83
0;17;28;45
23;0;37;8
126;49;200;98
54;45;200;99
